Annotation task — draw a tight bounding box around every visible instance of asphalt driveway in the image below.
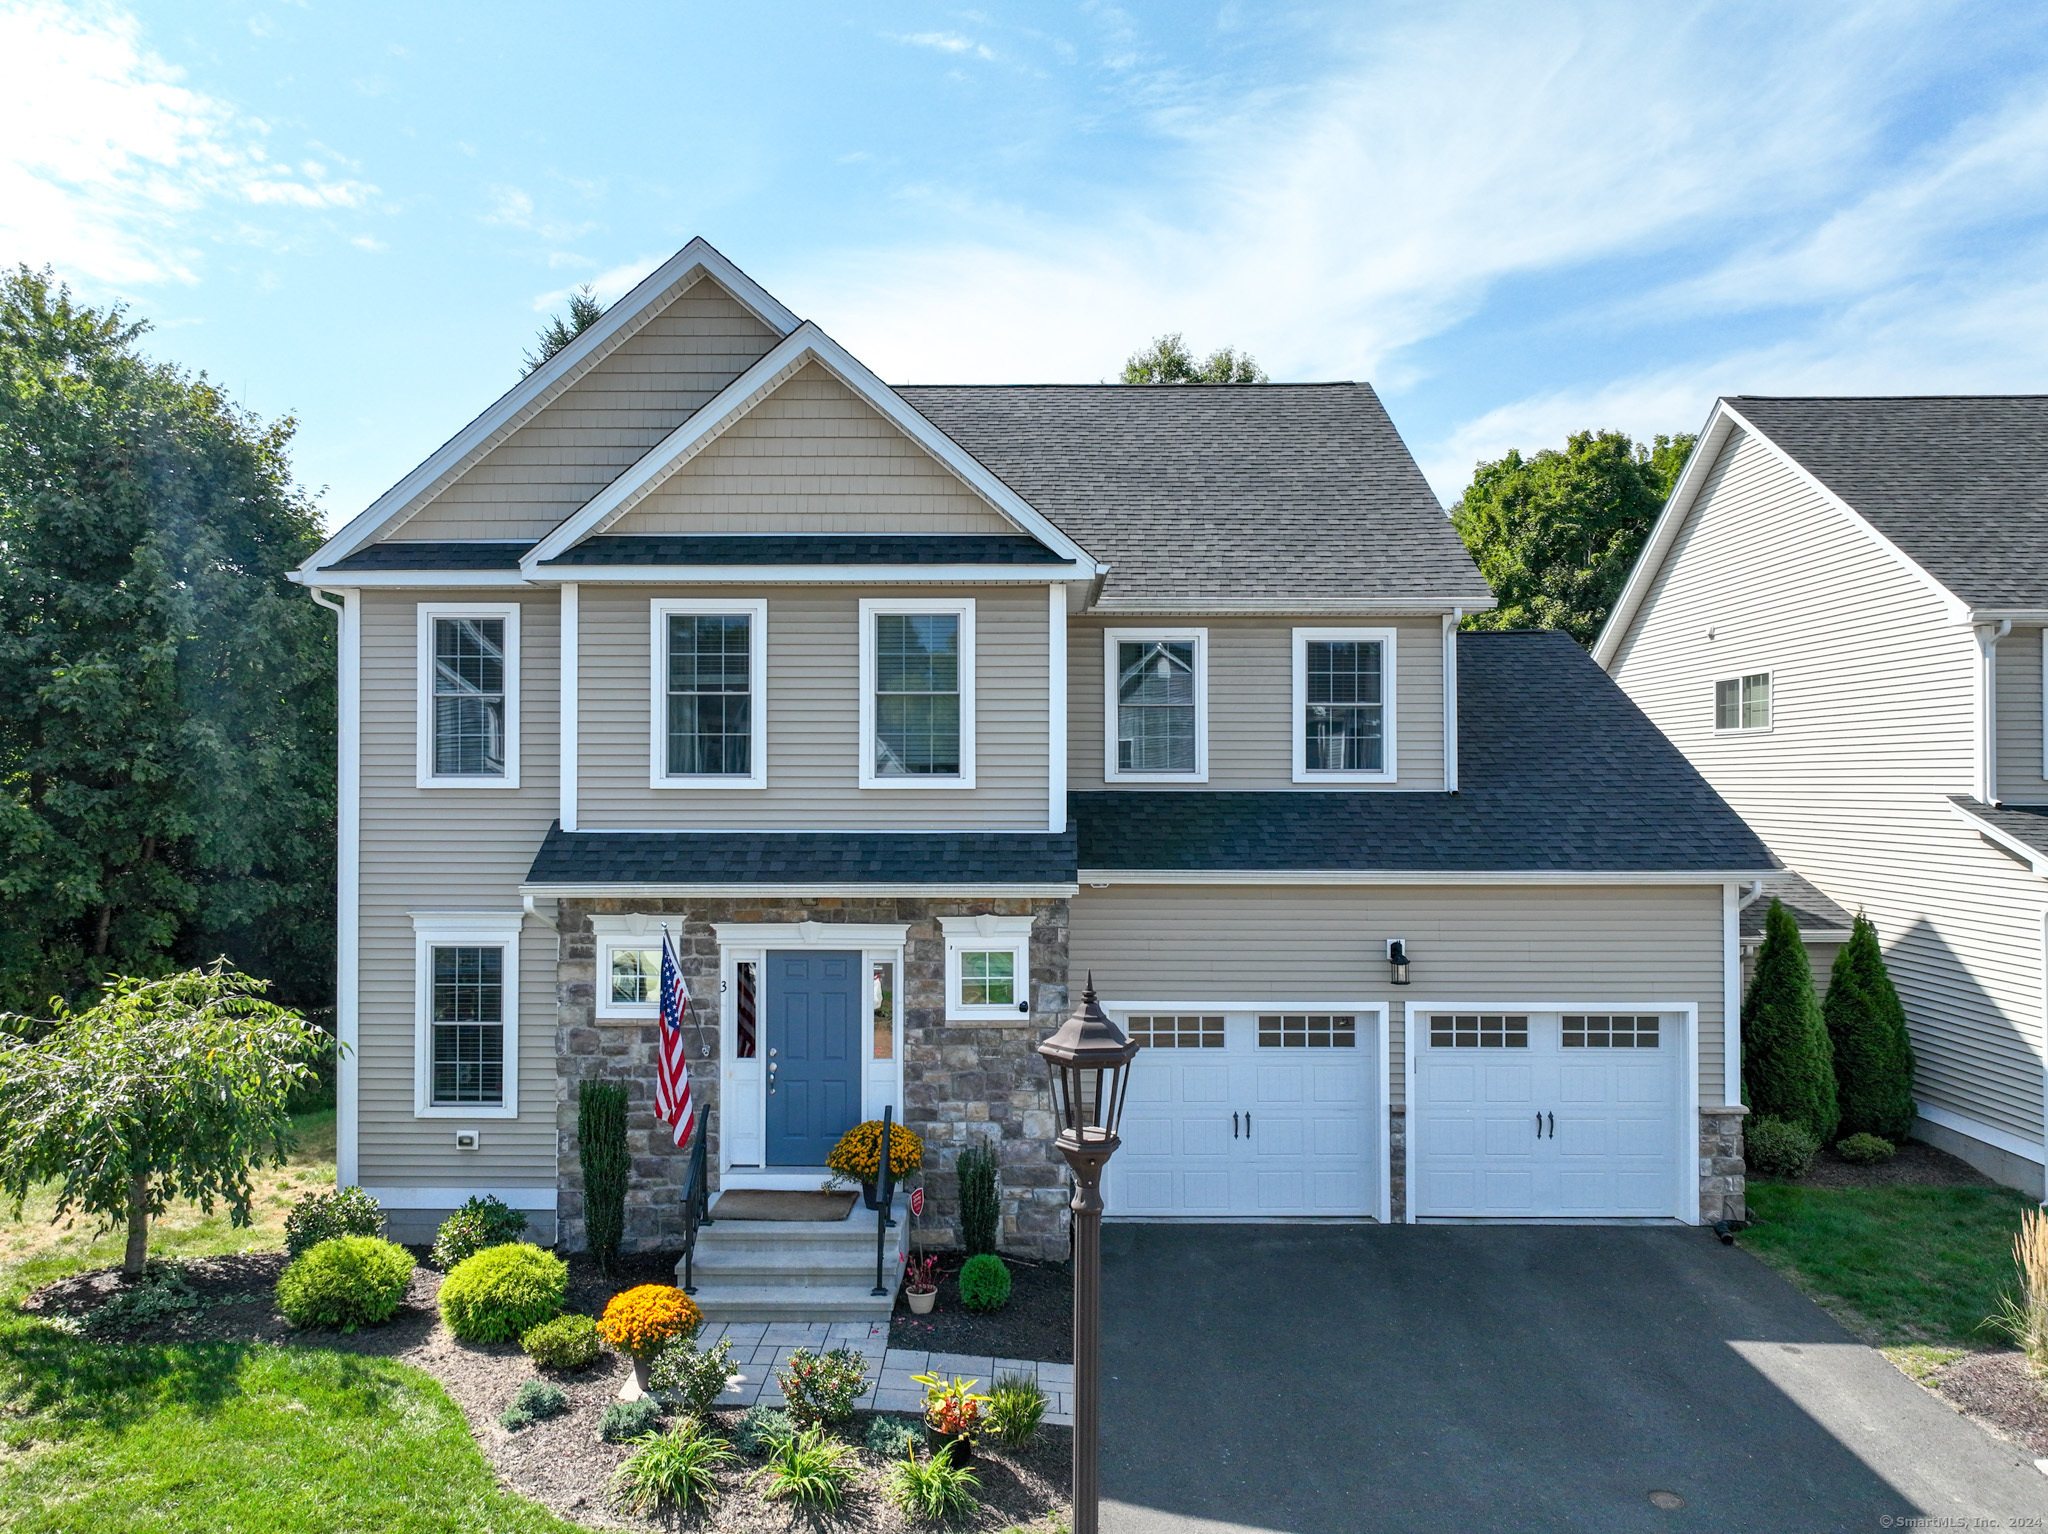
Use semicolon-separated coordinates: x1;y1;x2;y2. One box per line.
1100;1223;2048;1533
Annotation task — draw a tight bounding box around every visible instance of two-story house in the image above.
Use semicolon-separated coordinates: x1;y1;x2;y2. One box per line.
291;240;1772;1302
1598;396;2048;1195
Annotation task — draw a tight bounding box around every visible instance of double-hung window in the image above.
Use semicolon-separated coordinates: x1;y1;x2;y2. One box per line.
413;912;522;1118
860;598;975;788
1714;671;1772;733
1292;627;1396;782
418;604;519;787
940;914;1033;1021
650;600;767;788
1105;629;1207;781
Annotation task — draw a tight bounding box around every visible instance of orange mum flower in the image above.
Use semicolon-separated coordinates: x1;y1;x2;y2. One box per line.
598;1284;701;1358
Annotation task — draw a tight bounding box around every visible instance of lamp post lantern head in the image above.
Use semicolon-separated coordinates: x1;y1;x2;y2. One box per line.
1036;974;1139;1157
1386;939;1412;987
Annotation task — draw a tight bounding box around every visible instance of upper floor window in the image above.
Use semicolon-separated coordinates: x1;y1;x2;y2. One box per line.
651;600;766;788
860;598;975;788
1292;627;1396;783
418;604;519;788
412;910;522;1118
1715;671;1772;732
1106;629;1207;781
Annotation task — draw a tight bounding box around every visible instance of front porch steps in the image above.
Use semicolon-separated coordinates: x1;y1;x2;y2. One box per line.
680;1195;908;1323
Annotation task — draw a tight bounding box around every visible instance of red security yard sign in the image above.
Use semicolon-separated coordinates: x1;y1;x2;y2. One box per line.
909;1187;925;1217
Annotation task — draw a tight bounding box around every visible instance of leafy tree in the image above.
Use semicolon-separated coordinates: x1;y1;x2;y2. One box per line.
1451;429;1695;644
1122;332;1268;384
0;963;330;1274
1823;914;1917;1141
522;284;606;375
1742;900;1839;1145
0;266;333;1014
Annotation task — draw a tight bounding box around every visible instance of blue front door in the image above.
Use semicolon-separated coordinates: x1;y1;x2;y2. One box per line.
765;950;864;1165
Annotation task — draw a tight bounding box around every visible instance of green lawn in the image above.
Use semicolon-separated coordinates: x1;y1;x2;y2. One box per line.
1740;1181;2035;1354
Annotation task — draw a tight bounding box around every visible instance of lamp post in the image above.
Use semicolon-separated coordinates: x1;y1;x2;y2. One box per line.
1037;976;1139;1534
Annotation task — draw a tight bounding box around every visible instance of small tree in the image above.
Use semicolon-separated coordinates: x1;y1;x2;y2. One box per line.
0;962;330;1275
578;1080;630;1275
1121;332;1267;384
1742;900;1839;1144
522;284;605;375
1824;914;1916;1142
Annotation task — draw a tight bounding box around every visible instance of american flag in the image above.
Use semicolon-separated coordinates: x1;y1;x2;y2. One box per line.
655;928;694;1146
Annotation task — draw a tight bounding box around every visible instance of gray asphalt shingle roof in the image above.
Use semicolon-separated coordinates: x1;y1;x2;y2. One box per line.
326;540;533;571
1740;871;1855;941
538;533;1063;566
897;383;1493;611
1071;631;1775;873
1729;395;2048;610
1950;796;2048;867
525;826;1079;887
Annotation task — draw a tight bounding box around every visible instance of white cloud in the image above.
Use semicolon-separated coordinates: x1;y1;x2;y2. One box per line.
484;183;596;244
0;0;379;285
891;30;995;61
529;254;663;314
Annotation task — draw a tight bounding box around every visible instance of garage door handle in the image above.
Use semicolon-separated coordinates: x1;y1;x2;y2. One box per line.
1535;1111;1542;1139
1233;1112;1239;1139
1548;1112;1555;1139
1245;1112;1251;1137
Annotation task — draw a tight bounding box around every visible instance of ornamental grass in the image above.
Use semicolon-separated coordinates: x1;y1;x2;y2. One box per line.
825;1119;924;1183
598;1283;701;1359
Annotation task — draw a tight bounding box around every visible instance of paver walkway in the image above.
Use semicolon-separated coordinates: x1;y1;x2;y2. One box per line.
696;1319;1075;1424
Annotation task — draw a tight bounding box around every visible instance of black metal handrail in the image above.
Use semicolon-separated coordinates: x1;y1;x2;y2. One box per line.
678;1106;714;1295
872;1104;897;1297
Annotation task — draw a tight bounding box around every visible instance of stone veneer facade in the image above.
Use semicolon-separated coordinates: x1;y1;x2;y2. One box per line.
1698;1105;1749;1224
552;896;1075;1262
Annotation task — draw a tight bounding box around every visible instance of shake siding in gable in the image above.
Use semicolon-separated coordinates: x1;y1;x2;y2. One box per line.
609;362;1018;536
1997;629;2048;803
1069;883;1725;1110
355;588;561;1191
1610;429;2048;1152
575;583;1050;829
389;278;781;542
1066;616;1446;791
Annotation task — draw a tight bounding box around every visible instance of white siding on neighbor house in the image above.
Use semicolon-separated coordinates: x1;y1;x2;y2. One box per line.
1608;428;2048;1153
1997;627;2048;804
1067;615;1447;792
609;362;1018;537
355;588;561;1192
1069;882;1726;1110
575;583;1051;829
389;277;781;543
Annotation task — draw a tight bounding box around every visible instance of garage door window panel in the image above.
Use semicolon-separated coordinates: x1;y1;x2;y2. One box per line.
1429;1014;1529;1048
1562;1014;1660;1048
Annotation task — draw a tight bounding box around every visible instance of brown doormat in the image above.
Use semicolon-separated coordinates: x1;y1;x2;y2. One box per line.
710;1189;858;1222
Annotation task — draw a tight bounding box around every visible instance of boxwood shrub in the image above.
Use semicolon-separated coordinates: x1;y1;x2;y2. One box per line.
431;1195;529;1270
277;1236;415;1331
1836;1132;1897;1166
958;1253;1012;1312
439;1242;568;1343
1746;1115;1821;1180
283;1186;385;1258
522;1312;604;1370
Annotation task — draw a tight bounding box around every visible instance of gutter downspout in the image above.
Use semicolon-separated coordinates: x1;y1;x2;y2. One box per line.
1442;609;1462;793
1977;618;2014;805
309;588;360;1191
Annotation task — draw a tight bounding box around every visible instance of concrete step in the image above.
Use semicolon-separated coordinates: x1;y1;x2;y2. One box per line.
687;1251;885;1289
685;1282;897;1324
694;1216;898;1252
680;1196;908;1322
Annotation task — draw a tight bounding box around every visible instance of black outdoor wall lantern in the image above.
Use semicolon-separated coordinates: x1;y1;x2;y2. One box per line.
1387;938;1412;986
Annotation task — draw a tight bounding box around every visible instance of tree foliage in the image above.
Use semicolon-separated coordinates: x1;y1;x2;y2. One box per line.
1121;332;1267;385
1824;914;1917;1142
522;284;606;375
0;962;330;1273
1451;429;1694;645
1742;899;1839;1145
0;266;334;1014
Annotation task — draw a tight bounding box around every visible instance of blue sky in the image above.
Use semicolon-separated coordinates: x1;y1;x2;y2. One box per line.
6;1;2048;520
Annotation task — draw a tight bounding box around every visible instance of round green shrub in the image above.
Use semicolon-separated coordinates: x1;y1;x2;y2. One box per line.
431;1195;530;1270
1835;1132;1897;1166
1746;1116;1821;1179
957;1253;1012;1312
522;1312;603;1370
283;1186;385;1258
277;1236;415;1331
439;1242;568;1343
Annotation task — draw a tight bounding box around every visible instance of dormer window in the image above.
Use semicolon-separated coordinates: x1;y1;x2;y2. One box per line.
1292;627;1396;783
1106;629;1208;781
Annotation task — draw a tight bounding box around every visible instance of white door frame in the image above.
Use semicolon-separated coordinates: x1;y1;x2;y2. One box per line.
1400;1000;1700;1225
713;921;908;1172
1101;999;1391;1223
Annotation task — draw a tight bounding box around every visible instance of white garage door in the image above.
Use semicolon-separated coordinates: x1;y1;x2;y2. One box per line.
1108;1009;1381;1218
1411;1011;1681;1219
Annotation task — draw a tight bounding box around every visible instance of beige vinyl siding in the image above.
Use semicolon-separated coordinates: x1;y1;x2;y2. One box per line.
1609;428;2048;1151
1998;627;2048;803
1067;616;1445;791
576;583;1050;829
611;362;1017;537
356;589;560;1190
389;277;780;543
1069;882;1725;1109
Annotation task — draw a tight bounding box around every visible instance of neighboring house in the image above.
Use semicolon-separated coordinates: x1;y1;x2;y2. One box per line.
1597;395;2048;1194
290;239;1773;1290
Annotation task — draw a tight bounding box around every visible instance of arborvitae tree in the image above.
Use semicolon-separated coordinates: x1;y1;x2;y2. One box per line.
577;1079;629;1274
1742;899;1839;1143
1824;913;1916;1142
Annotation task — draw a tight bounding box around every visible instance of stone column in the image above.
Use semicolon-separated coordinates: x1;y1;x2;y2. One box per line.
1699;1104;1750;1224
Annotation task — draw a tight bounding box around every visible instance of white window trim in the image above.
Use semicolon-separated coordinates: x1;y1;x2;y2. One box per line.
859;597;976;789
1291;627;1397;784
417;602;521;789
1712;669;1774;735
590;913;677;1020
1103;627;1208;783
411;910;524;1119
939;913;1033;1022
649;598;768;789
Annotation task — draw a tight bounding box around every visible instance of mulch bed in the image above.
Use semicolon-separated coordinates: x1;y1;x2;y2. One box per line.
1932;1352;2048;1457
23;1247;1071;1532
1785;1138;1996;1190
890;1252;1073;1364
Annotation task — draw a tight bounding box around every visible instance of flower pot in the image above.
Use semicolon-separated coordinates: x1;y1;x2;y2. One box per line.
862;1180;896;1210
617;1354;652;1401
907;1286;937;1315
925;1424;974;1464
